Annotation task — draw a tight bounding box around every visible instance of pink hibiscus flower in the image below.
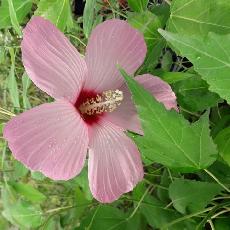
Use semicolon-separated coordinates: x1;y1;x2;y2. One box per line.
3;17;177;203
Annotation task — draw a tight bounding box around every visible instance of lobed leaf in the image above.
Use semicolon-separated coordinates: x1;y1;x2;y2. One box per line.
169;179;222;214
121;69;218;172
159;30;230;104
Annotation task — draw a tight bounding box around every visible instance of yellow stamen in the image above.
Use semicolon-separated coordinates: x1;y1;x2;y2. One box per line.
79;90;123;115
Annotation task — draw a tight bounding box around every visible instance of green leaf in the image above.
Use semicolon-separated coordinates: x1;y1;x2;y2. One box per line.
0;0;32;29
127;0;148;12
121;69;218;172
7;0;22;35
13;160;29;179
74;187;92;220
173;74;220;112
161;50;173;71
22;72;31;109
83;0;96;38
215;127;230;166
70;167;93;201
2;188;44;228
10;182;46;203
7;48;20;109
169;179;222;214
159;30;230;104
31;171;46;181
150;2;170;26
0;123;3;135
168;0;230;35
199;161;230;185
0;214;9;230
156;169;170;202
35;0;73;31
78;206;141;230
211;113;230;138
151;70;194;84
128;11;165;73
214;218;230;230
140;195;197;229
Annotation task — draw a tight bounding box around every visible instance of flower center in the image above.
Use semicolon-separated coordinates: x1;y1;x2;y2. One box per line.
75;89;123;125
79;90;123;115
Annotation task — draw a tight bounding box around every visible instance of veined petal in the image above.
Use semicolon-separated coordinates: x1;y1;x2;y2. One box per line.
136;74;178;110
84;19;146;92
21;16;87;103
104;74;177;134
88;120;144;203
3;101;89;180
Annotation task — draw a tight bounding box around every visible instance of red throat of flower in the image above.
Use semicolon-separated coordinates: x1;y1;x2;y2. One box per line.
75;89;123;126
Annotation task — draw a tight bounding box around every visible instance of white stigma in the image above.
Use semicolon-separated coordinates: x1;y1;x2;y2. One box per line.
79;90;123;115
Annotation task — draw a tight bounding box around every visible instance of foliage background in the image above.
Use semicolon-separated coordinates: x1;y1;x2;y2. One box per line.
0;0;230;229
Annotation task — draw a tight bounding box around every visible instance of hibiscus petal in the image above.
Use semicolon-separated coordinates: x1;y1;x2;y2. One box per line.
136;74;178;110
104;74;177;134
84;19;146;92
3;101;88;180
88;120;144;203
21;16;87;103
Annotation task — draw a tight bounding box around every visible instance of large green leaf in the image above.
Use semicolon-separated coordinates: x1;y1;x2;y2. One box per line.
0;0;32;29
35;0;73;31
2;188;44;228
128;11;165;73
168;0;230;35
173;74;220;112
169;179;222;214
215;127;230;166
121;70;217;172
10;182;46;203
159;30;230;104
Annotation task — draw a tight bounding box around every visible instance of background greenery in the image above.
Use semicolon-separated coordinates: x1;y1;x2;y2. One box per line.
0;0;230;229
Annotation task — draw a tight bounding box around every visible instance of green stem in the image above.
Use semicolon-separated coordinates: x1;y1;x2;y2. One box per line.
68;34;86;47
164;0;171;5
204;169;230;193
127;185;153;220
161;207;213;229
208;220;215;230
196;201;230;229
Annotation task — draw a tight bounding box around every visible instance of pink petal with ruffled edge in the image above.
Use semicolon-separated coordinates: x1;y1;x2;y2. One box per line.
21;16;87;103
3;101;88;180
136;74;178;110
104;74;177;134
84;19;146;92
88;119;143;203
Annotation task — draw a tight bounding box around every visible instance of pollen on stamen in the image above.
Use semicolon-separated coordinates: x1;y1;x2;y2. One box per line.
79;90;123;116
